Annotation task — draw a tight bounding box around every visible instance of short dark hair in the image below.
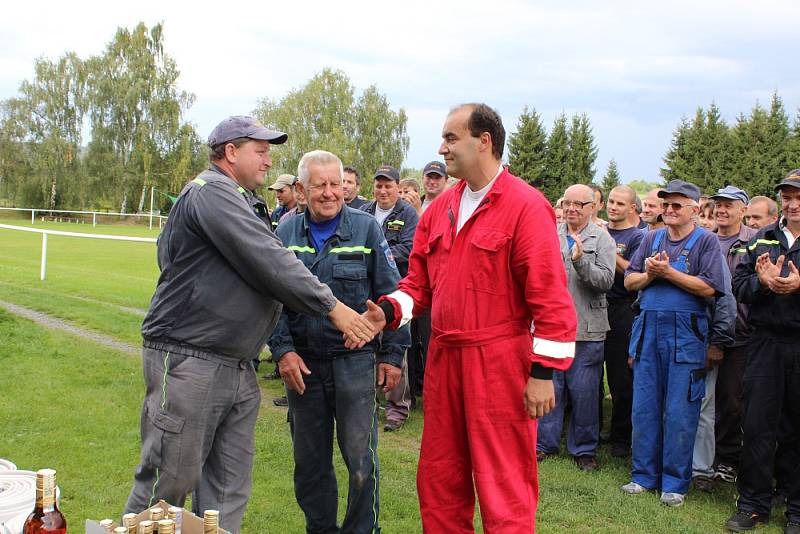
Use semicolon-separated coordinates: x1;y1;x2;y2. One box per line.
343;165;361;185
459;103;505;160
209;137;250;163
587;183;604;204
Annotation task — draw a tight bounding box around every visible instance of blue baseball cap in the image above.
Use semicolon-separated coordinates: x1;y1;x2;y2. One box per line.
208;115;287;147
658;179;701;203
710;185;749;204
374;165;400;182
423;161;447;177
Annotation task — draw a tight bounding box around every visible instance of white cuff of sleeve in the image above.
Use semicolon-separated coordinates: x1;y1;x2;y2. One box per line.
533;337;575;359
387;290;414;328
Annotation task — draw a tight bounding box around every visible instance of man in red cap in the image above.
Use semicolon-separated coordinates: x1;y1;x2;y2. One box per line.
361;103;576;532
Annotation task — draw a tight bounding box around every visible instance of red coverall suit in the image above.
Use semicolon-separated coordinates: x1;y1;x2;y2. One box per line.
384;169;577;533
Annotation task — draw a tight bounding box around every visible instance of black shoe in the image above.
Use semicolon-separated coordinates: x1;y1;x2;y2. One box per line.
693;475;715;493
575;455;599;472
772;492;787;508
536;451;556;463
384;419;403;432
599;431;611;444
786;521;800;534
724;511;768;532
272;396;288;407
611;443;630;458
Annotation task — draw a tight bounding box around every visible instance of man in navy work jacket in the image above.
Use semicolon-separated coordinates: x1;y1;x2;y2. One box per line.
269;150;410;534
126;117;374;534
361;164;419;431
623;179;726;508
725;169;800;533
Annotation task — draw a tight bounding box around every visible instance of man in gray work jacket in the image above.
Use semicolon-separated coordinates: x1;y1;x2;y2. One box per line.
124;116;374;534
269;150;409;533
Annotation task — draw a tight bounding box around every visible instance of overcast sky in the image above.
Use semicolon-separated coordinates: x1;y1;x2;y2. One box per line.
2;0;799;183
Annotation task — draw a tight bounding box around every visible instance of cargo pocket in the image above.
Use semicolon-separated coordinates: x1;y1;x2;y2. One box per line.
467;229;511;294
332;263;368;308
675;313;707;365
423;231;445;286
144;402;185;478
628;314;646;361
688;368;707;403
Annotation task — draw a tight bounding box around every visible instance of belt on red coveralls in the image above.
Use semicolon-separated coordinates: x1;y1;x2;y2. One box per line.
431;320;530;347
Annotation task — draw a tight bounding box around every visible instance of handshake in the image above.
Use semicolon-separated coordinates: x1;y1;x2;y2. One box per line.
329;299;390;349
280;299;399;396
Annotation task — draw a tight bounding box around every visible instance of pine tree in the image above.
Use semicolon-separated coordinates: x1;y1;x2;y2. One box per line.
507;106;547;189
765;92;791;185
567;113;598;185
600;158;621;194
701;102;732;192
661;118;691;185
730;104;772;197
542;113;570;202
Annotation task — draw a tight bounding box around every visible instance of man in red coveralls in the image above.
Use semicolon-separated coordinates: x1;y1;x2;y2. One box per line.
361;103;577;533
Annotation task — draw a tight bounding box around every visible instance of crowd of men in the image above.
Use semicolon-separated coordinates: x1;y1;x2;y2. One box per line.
123;108;799;534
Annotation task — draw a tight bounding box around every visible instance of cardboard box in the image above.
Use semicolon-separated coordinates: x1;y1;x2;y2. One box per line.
86;500;231;534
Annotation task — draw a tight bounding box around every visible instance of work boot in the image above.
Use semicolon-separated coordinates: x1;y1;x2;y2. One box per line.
724;511;769;532
383;419;403;432
575;455;599;472
693;475;715;493
786;522;800;534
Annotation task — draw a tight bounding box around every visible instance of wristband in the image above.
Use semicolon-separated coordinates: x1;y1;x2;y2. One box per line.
530;362;554;380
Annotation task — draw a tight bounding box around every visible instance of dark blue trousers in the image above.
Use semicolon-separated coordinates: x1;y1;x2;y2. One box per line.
287;351;380;534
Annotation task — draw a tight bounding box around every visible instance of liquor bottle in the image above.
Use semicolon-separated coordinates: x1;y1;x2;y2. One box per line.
100;518;115;531
23;468;67;534
157;519;175;534
114;528;128;534
122;513;138;534
149;507;164;533
167;506;182;534
203;510;219;534
138;519;154;534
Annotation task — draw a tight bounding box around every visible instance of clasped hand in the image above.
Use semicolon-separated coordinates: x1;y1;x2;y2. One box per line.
756;253;800;294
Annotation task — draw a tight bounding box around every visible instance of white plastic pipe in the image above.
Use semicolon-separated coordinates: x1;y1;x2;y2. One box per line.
0;470;36;534
40;233;47;281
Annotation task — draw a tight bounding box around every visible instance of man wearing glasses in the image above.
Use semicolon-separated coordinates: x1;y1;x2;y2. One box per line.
622;179;726;508
537;184;615;472
269;150;409;533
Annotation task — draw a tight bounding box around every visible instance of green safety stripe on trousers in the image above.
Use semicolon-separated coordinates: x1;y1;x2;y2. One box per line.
386;220;405;227
329;246;372;254
288;245;316;253
747;239;781;251
192;177;207;187
149;351;171;508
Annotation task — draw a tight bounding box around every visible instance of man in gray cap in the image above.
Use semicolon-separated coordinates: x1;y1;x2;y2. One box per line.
124;115;376;533
623;179;727;507
268;173;298;229
726;169;800;533
703;186;757;487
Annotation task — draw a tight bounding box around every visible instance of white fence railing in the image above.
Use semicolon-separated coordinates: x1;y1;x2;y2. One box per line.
0;207;168;229
0;223;157;281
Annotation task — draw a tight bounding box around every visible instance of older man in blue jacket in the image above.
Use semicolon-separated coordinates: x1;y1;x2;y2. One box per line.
269;150;410;534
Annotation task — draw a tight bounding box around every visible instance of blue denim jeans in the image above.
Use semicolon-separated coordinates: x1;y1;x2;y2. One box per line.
287;351;380;534
536;341;604;457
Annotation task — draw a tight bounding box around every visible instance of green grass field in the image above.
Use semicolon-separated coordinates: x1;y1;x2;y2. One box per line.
0;219;789;533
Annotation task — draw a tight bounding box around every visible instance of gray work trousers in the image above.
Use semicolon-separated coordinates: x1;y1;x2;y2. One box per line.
124;347;260;534
692;365;718;478
384;352;411;423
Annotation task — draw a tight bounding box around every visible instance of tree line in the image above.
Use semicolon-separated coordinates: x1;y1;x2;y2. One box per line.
2;22;799;212
0;24;409;212
661;93;800;198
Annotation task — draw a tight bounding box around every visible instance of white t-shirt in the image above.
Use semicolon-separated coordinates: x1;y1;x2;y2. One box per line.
375;204;394;227
456;166;503;234
780;218;797;249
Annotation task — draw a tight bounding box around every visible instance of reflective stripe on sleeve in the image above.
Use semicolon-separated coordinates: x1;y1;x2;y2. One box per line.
288;245;316;253
533;337;575;359
330;246;372;254
747;239;780;251
192;177;207;187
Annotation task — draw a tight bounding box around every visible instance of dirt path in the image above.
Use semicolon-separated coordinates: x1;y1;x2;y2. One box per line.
0;299;140;356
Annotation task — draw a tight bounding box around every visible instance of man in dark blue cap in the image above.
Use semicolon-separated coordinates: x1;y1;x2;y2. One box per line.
125;116;376;533
726;169;800;533
622;179;727;507
703;186;757;486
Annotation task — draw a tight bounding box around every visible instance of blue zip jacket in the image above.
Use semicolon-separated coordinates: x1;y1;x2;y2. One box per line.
269;206;410;367
360;199;419;277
